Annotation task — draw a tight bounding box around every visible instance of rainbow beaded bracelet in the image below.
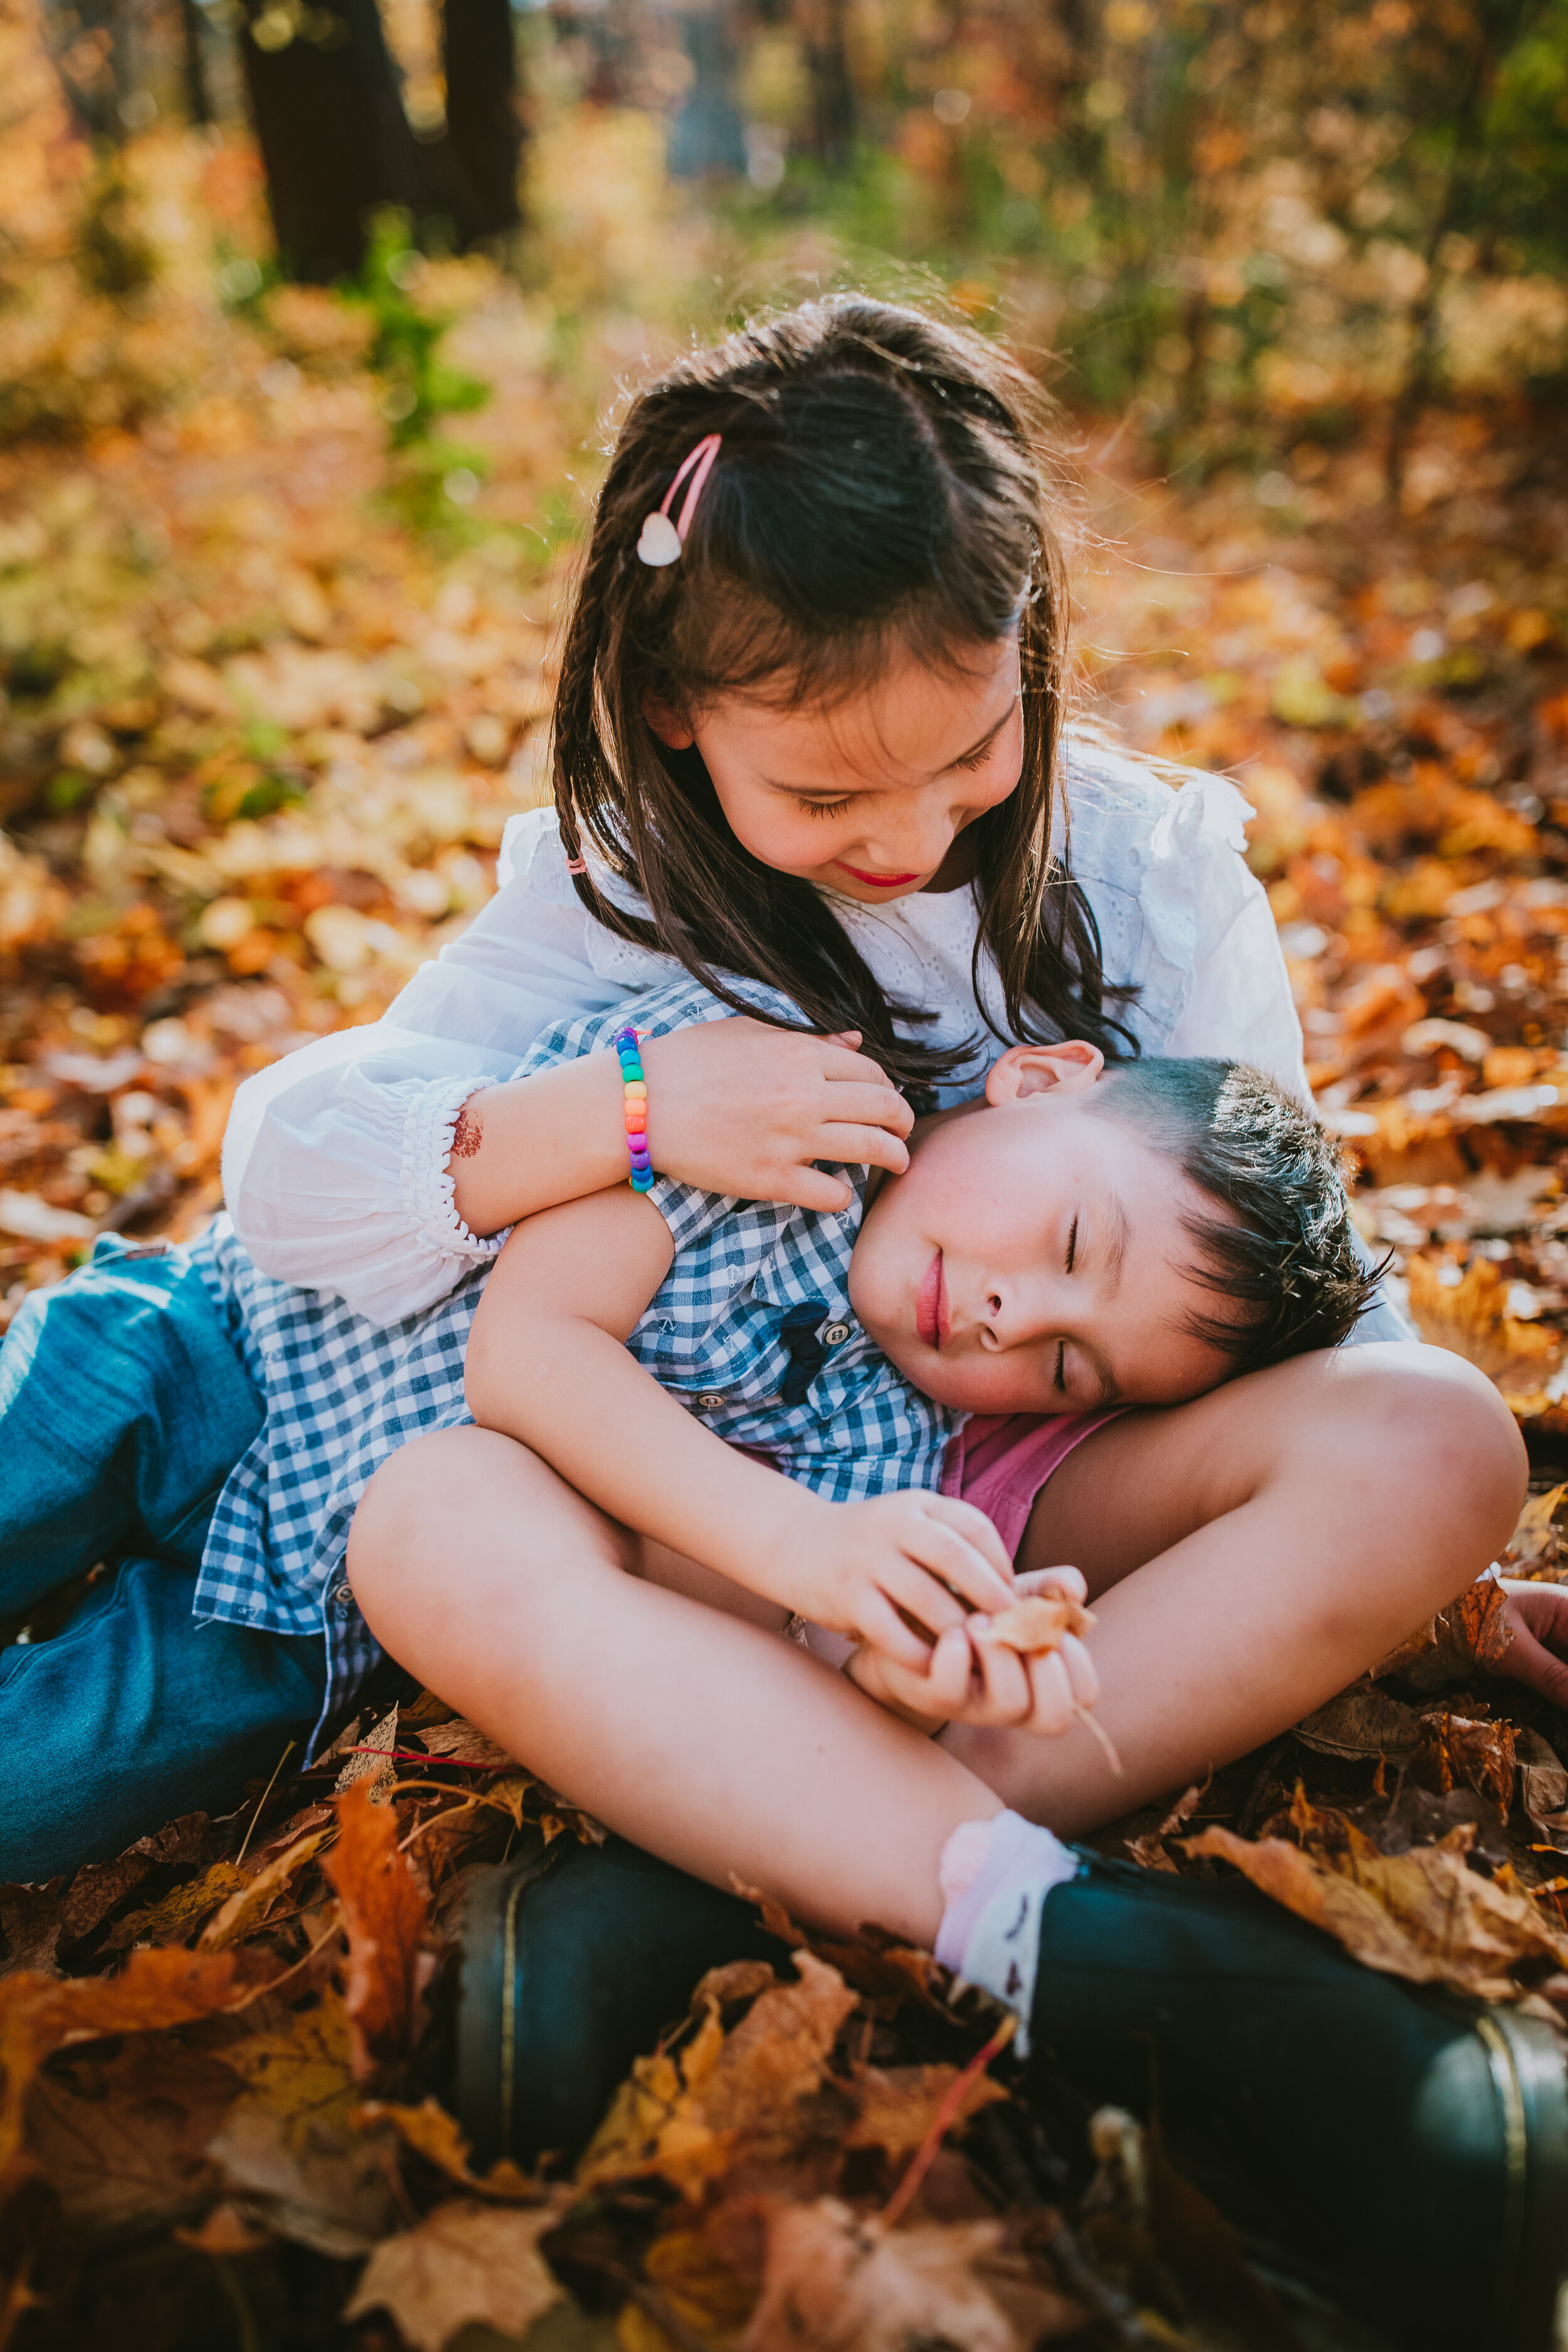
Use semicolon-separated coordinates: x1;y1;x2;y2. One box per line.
614;1024;655;1192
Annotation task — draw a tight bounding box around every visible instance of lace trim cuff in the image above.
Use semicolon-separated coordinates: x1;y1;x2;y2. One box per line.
401;1073;511;1265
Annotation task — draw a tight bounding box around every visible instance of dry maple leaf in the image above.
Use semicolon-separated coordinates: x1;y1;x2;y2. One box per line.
844;2064;1010;2161
199;1825;332;1951
1185;1792;1568;2001
0;1946;265;2190
741;2198;1083;2352
323;1780;435;2079
24;2034;240;2242
344;2198;564;2352
357;2095;541;2201
209;1996;398;2257
1372;1574;1515;1687
1409;1710;1517;1820
578;1951;858;2194
105;1860;249;1952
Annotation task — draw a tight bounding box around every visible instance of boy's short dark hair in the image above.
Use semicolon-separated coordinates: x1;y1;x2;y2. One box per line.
1086;1058;1382;1377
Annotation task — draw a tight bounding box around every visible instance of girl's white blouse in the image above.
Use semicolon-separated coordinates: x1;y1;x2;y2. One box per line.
222;738;1317;1330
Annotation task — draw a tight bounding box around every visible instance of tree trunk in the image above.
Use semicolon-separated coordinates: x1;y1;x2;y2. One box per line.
235;0;427;281
179;0;211;125
440;0;522;241
797;0;854;171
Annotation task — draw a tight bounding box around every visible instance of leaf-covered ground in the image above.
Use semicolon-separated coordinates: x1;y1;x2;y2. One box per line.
6;55;1568;2352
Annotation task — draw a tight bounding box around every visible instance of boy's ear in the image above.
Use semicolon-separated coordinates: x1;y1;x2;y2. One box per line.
643;691;696;750
986;1039;1104;1104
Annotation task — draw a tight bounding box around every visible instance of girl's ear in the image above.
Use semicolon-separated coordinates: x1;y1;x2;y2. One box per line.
985;1039;1105;1104
643;691;696;750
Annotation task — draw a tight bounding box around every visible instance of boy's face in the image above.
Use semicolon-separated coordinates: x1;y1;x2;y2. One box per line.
847;1043;1241;1415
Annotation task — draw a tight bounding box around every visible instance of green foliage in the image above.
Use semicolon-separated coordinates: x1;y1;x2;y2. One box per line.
349;211;490;450
343;211;494;539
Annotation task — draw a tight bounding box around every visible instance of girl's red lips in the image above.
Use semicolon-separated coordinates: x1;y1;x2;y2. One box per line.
835;861;923;887
915;1249;948;1349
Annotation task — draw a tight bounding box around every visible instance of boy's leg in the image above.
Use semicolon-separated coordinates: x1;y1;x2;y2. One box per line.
946;1337;1527;1831
0;1562;327;1881
0;1236;263;1613
0;1234;286;1882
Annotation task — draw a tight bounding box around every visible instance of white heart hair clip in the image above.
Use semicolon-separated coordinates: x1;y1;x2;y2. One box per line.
636;433;721;567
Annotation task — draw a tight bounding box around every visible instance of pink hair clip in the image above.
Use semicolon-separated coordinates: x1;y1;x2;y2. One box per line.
637;433;721;568
563;856;588;874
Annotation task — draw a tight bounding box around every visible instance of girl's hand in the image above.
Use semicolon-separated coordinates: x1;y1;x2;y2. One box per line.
639;1020;913;1212
1498;1578;1568;1709
768;1489;1018;1664
844;1568;1099;1738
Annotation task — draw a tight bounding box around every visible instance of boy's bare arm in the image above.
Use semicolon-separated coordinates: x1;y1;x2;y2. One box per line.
465;1189;814;1601
464;1189;1017;1661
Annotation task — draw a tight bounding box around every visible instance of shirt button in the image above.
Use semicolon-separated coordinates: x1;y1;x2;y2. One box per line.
822;1322;851;1347
332;1581;354;1608
696;1393;726;1411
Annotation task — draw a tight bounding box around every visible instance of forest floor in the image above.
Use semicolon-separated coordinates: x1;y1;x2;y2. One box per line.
4;100;1568;2352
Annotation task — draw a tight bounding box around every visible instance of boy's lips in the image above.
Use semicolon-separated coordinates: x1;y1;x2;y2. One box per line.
915;1250;948;1349
835;861;922;887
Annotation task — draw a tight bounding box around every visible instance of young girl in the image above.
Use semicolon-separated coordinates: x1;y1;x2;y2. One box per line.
2;295;1559;1890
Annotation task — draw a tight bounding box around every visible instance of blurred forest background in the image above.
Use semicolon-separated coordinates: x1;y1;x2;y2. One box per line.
6;8;1568;2350
2;0;1568;1391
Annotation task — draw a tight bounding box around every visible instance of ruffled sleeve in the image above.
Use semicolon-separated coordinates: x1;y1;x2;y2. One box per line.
223;809;678;1325
1060;734;1309;1101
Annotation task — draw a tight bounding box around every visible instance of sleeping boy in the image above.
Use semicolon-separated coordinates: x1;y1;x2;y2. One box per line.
453;975;1375;1734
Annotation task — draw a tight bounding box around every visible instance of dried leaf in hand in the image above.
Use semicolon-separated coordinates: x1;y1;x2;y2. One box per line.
983;1596;1094;1655
344;2199;564;2352
323;1781;435;2078
1409;1710;1516;1820
741;2198;1082;2352
1185;1790;1568;2000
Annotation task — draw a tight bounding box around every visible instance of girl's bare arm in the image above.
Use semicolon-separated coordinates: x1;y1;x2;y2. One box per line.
450;1020;913;1236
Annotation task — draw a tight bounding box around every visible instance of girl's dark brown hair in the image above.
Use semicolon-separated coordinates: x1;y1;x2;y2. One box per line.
553;293;1136;1093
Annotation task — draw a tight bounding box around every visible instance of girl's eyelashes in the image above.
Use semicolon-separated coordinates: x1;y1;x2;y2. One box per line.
1054;1339;1067;1394
798;797;853;820
1065;1213;1078;1275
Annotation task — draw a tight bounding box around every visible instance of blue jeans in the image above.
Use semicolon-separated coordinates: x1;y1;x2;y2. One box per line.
0;1236;329;1882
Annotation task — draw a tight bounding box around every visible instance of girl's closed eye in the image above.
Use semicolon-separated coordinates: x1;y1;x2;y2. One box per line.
800;797;854;820
1065;1214;1078;1275
1054;1338;1068;1394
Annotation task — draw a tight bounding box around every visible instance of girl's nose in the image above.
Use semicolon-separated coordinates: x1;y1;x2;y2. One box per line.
861;791;958;876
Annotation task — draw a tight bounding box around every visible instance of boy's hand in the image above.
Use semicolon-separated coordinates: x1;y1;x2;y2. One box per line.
765;1488;1018;1663
640;1020;913;1212
845;1569;1100;1737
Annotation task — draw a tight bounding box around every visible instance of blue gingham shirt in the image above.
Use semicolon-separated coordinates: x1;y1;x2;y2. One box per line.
191;977;960;1754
